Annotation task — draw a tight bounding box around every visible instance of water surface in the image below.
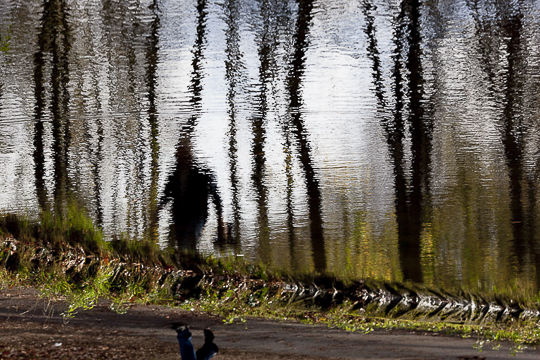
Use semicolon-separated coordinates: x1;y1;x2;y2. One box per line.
1;0;540;295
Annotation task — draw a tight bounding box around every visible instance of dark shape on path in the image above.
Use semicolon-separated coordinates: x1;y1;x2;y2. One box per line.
175;325;218;360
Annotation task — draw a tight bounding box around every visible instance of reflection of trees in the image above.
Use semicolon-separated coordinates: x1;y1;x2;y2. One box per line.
406;0;431;284
33;0;71;215
468;0;540;284
72;6;105;228
163;0;226;250
223;0;243;250
362;0;385;110
145;0;161;243
362;0;430;283
500;9;527;269
100;0;142;234
527;160;540;290
251;0;282;264
89;73;104;227
286;0;326;273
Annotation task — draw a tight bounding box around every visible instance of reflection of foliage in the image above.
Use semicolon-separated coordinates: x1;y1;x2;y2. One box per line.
0;25;11;53
427;162;519;296
0;203;106;254
0;238;171;318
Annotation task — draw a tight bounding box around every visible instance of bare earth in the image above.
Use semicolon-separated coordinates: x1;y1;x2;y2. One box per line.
0;287;538;360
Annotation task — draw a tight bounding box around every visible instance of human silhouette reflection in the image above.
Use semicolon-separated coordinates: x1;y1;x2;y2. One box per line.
163;0;227;250
163;139;226;250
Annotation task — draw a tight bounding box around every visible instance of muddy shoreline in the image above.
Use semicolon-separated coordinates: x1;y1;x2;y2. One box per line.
1;287;539;360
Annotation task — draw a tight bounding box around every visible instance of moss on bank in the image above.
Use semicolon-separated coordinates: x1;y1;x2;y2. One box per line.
1;210;540;351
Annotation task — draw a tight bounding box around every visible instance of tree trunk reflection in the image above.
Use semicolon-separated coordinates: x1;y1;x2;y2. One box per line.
34;0;71;215
287;0;326;273
363;0;429;283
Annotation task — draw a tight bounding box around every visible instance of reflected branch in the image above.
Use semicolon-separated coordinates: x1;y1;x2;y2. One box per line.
362;0;386;111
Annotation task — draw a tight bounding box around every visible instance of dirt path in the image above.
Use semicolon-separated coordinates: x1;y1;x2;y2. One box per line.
0;287;538;359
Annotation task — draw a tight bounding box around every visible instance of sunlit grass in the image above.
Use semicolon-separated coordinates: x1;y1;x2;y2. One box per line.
179;280;540;352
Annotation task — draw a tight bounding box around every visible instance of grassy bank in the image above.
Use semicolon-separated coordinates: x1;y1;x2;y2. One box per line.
1;209;540;352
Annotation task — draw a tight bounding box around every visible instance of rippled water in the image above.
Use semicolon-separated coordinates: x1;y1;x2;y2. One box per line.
1;0;540;294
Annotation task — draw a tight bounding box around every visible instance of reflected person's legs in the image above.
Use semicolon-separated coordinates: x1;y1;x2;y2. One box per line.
196;342;218;360
176;327;197;360
195;329;219;360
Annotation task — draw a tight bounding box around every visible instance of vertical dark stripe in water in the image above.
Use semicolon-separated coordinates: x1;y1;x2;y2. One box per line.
92;125;104;226
34;31;48;212
100;0;124;231
278;1;297;265
361;0;386;111
278;1;297;267
527;164;540;291
287;0;326;273
79;21;104;227
469;1;529;272
387;3;412;282
0;54;2;117
284;128;297;269
526;166;540;292
146;0;161;243
369;0;426;283
33;0;72;214
252;0;274;263
500;10;527;269
405;0;430;283
52;0;71;215
125;5;143;235
90;73;104;226
223;0;243;249
188;0;208;119
467;0;497;92
164;0;227;249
